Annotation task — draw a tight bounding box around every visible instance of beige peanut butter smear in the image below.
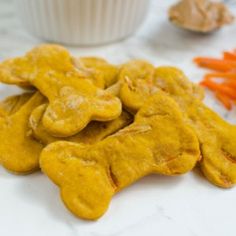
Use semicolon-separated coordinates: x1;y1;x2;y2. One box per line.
169;0;234;33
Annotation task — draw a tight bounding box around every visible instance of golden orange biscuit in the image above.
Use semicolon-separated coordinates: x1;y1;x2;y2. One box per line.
0;45;122;137
0;92;45;174
118;64;236;188
109;60;203;113
40;92;200;220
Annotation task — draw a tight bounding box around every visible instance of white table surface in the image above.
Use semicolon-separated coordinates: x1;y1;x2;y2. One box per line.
0;0;236;236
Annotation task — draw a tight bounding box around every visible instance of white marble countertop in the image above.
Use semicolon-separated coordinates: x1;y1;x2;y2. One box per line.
0;0;236;236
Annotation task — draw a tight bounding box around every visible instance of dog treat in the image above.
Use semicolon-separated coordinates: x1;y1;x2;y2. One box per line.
0;92;45;174
29;104;133;145
0;45;105;89
112;64;236;188
116;60;204;113
40;92;200;220
0;45;122;137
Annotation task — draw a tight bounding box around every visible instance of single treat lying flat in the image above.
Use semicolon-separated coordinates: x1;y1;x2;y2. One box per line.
0;45;105;89
0;45;122;137
169;0;234;33
40;92;200;220
29;104;133;145
0;92;45;174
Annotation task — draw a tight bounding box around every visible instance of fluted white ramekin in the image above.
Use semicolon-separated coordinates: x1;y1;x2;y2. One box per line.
17;0;150;46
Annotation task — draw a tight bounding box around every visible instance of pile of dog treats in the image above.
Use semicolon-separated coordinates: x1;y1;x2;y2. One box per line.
0;45;235;220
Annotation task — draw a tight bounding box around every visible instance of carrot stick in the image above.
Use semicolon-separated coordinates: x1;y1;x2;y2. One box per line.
204;72;236;81
215;92;232;110
200;80;236;99
223;52;236;61
222;81;236;90
194;57;236;72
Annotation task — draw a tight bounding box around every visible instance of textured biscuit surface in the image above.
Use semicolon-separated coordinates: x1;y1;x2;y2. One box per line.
0;92;45;173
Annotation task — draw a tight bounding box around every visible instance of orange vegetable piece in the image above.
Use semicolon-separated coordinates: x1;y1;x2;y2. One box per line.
194;57;236;72
215;92;232;110
223;51;236;61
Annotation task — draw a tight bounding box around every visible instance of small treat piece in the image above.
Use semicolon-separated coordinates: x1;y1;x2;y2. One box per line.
0;92;45;174
40;92;200;220
169;0;234;33
29;104;133;145
0;93;33;116
76;57;119;88
0;45;122;137
154;67;236;188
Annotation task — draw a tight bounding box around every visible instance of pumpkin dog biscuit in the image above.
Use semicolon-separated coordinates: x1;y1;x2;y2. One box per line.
0;45;104;88
121;65;236;188
29;104;133;145
40;92;200;220
0;45;122;137
153;67;236;188
116;60;204;112
0;92;45;174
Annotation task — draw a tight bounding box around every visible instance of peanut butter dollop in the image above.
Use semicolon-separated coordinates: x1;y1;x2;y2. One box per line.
169;0;234;33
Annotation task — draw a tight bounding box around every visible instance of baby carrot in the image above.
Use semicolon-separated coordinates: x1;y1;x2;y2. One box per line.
222;81;236;90
223;51;236;61
200;80;236;100
194;57;236;72
215;92;232;110
204;72;236;81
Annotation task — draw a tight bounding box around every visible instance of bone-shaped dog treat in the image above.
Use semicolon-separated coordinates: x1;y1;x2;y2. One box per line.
76;57;119;88
117;61;204;113
29;104;133;145
40;92;200;220
0;45;105;89
153;67;236;188
0;45;122;137
118;64;236;188
0;93;33;116
0;92;46;174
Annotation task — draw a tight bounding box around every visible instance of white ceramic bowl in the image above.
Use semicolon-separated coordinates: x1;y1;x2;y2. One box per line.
17;0;150;46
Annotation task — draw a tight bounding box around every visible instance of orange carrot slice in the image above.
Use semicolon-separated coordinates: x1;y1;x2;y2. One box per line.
222;81;236;90
223;52;236;61
194;57;236;72
204;72;236;81
200;80;236;99
215;92;232;110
